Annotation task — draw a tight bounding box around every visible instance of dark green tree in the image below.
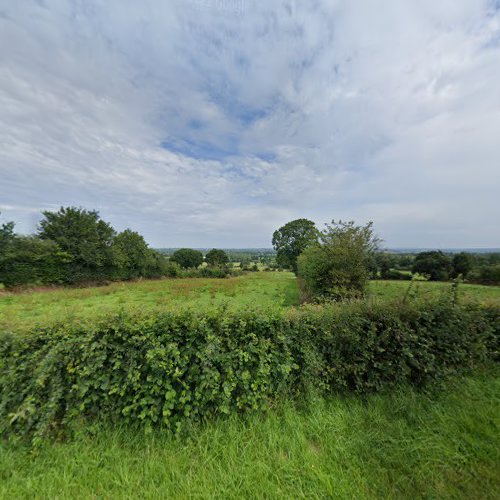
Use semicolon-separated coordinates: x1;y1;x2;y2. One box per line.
412;251;452;281
376;253;392;279
452;252;474;279
170;248;203;269
205;249;229;267
0;214;15;269
38;207;116;281
0;236;71;287
111;229;152;279
297;220;379;301
272;218;318;273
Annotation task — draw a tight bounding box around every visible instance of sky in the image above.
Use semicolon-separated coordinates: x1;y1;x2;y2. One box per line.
1;0;499;248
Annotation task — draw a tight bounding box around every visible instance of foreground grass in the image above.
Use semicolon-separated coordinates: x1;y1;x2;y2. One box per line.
1;368;498;499
0;272;299;331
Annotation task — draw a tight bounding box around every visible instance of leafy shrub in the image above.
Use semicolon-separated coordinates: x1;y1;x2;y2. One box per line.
0;237;72;287
380;270;412;280
297;221;379;301
1;301;498;443
469;264;500;285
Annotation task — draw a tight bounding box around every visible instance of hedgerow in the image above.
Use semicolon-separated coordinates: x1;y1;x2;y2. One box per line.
1;302;498;443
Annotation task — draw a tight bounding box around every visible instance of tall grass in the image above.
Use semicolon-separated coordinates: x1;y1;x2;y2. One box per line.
1;367;498;499
0;272;299;331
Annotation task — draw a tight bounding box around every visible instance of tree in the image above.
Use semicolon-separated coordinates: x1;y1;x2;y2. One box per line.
297;220;379;301
170;248;203;269
0;236;71;287
0;214;16;272
376;253;393;279
38;207;115;280
272;218;318;273
205;249;229;267
452;252;474;279
111;229;152;279
0;214;15;256
412;251;452;281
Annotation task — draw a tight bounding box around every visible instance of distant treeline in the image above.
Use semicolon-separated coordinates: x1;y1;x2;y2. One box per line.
0;208;236;288
158;248;276;266
271;218;500;304
2;209;499;290
372;251;500;284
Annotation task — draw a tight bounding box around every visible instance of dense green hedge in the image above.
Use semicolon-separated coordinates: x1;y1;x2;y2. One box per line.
1;302;498;442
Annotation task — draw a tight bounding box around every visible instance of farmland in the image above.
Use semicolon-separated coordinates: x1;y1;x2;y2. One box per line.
0;272;298;331
1;272;499;331
1;272;499;499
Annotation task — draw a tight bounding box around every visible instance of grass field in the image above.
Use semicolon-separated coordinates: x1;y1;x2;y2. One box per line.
1;273;499;498
1;367;498;499
1;272;499;331
368;279;500;304
0;272;299;331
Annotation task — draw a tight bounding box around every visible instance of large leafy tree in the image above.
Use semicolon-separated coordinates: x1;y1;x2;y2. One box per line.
297;220;379;301
111;229;153;279
205;249;229;267
38;207;115;276
170;248;203;269
412;251;452;281
452;252;474;279
272;218;318;273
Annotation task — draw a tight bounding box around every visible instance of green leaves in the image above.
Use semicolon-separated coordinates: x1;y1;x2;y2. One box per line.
0;302;498;443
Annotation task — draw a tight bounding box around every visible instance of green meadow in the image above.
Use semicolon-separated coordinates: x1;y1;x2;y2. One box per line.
368;278;500;305
0;272;298;331
1;273;499;499
1;272;499;331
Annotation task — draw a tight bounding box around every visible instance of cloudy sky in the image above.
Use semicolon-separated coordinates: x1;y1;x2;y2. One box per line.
1;1;499;248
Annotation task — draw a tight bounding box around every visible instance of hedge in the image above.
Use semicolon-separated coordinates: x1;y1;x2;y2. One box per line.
1;302;498;442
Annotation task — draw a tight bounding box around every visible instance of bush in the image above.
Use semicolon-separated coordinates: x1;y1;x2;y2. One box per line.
380;270;412;281
469;264;500;285
0;237;72;287
297;221;379;301
182;266;230;278
1;301;498;442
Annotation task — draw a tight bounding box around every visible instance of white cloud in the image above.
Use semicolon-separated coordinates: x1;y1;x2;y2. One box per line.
0;0;499;247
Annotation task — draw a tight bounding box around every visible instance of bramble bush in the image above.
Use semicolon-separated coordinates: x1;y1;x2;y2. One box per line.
1;301;498;443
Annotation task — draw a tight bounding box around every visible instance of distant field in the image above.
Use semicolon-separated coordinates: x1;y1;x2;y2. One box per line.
1;273;499;331
0;272;299;331
368;279;500;304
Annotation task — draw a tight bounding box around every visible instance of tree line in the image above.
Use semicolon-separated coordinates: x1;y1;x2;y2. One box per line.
0;208;232;288
272;218;500;302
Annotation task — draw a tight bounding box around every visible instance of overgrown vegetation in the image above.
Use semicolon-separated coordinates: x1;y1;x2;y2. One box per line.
1;298;497;443
0;273;299;332
0;209;237;288
297;220;379;301
2;367;498;499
